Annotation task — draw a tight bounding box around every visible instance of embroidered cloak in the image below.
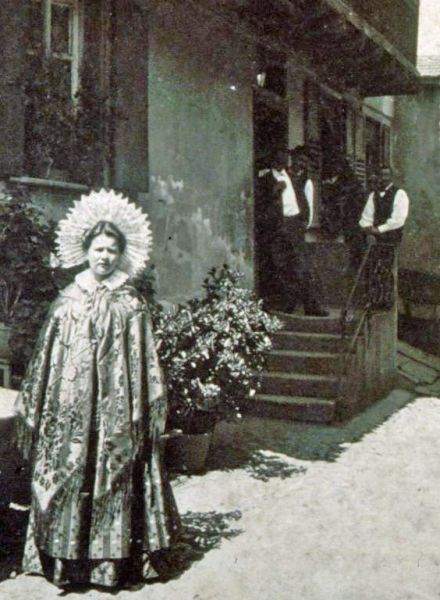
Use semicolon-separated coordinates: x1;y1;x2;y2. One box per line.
14;269;178;587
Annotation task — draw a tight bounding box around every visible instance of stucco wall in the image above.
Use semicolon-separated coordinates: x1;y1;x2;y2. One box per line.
393;86;440;276
144;2;255;302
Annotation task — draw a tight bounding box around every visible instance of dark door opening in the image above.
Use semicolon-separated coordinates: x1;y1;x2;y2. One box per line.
320;93;347;180
253;90;288;304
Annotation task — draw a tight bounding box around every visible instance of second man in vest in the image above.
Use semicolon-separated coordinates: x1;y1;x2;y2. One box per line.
359;166;409;246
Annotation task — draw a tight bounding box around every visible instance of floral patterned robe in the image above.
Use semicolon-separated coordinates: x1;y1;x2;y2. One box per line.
14;268;178;587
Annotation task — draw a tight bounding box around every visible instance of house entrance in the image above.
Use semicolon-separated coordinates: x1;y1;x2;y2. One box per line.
253;89;288;305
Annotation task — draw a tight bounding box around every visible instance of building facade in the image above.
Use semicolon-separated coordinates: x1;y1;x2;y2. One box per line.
0;0;419;302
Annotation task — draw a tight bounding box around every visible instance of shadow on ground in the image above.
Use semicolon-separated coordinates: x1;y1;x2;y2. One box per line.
151;509;243;584
0;508;243;588
0;417;31;583
209;389;416;468
0;507;27;583
0;388;417;588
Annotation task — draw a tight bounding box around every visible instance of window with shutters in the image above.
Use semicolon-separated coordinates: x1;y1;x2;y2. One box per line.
19;0;149;190
23;0;115;185
27;0;82;99
365;118;391;172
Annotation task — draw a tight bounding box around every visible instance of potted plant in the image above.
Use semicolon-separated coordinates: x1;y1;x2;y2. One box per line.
152;265;281;472
0;187;60;383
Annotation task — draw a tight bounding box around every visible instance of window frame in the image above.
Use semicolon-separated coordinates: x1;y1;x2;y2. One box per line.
28;0;83;98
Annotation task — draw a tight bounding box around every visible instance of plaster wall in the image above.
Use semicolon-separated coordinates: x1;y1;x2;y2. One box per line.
144;2;255;302
364;96;395;122
287;68;306;148
393;87;440;276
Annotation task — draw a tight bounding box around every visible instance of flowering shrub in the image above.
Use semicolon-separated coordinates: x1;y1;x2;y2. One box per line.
153;265;281;433
0;186;61;378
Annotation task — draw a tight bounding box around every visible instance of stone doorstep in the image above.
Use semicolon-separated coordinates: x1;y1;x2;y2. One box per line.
397;340;440;372
266;349;341;376
258;371;339;398
272;311;346;335
241;394;336;423
271;331;345;352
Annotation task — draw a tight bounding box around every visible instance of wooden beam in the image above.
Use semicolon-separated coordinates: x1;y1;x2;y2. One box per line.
320;0;419;78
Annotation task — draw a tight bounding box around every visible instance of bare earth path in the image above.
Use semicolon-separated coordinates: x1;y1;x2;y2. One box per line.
1;390;440;600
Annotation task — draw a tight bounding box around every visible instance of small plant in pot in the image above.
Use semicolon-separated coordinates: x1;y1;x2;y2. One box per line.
152;265;281;472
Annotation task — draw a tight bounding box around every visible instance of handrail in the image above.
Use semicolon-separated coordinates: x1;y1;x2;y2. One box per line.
340;240;397;339
340;239;374;340
338;240;398;402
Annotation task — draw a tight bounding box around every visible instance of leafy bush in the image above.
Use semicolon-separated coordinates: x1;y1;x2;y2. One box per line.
0;187;60;378
153;265;281;434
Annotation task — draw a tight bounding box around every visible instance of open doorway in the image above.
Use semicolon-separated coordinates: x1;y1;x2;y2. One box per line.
253;89;288;304
320;92;347;179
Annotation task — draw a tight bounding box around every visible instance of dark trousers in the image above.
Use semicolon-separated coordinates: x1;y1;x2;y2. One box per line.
270;216;324;312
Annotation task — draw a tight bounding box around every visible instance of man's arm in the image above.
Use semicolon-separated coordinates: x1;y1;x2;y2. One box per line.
359;193;375;229
377;190;409;233
305;179;314;229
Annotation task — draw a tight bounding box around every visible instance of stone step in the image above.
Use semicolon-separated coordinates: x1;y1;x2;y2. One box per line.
266;350;341;375
273;311;344;334
271;330;345;352
241;394;336;423
258;371;339;398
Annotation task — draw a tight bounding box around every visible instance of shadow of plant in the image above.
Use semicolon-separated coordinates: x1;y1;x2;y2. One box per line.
244;451;306;482
208;444;307;481
181;509;243;551
151;510;243;582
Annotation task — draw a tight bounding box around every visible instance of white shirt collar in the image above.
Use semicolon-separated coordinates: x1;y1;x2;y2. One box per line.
379;182;394;196
75;268;129;293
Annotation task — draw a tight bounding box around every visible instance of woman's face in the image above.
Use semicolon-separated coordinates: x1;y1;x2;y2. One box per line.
87;234;121;280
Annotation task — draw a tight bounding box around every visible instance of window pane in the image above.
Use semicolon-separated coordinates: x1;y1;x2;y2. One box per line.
29;0;43;52
51;3;71;54
52;58;72;98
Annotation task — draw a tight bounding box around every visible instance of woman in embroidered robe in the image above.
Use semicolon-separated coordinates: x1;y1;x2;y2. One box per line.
14;198;179;588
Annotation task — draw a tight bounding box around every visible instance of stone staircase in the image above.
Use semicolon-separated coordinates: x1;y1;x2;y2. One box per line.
242;309;347;423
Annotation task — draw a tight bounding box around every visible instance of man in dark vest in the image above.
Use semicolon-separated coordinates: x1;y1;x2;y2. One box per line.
258;146;328;316
359;166;409;245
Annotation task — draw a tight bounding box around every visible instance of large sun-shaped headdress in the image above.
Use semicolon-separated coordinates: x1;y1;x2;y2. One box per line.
56;189;153;277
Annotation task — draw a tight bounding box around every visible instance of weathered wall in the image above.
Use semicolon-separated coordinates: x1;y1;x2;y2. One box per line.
144;1;255;302
0;0;27;176
393;85;440;276
364;96;394;122
287;67;306;147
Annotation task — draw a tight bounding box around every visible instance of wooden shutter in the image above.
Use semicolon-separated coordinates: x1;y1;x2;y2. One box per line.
0;0;27;176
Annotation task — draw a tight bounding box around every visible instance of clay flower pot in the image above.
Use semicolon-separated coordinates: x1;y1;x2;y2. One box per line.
165;431;213;474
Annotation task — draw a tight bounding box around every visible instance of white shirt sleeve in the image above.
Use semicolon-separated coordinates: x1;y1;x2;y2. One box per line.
359;193;375;228
304;179;314;229
377;189;410;233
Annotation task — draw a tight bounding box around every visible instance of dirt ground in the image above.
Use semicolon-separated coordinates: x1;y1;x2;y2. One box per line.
2;387;440;600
